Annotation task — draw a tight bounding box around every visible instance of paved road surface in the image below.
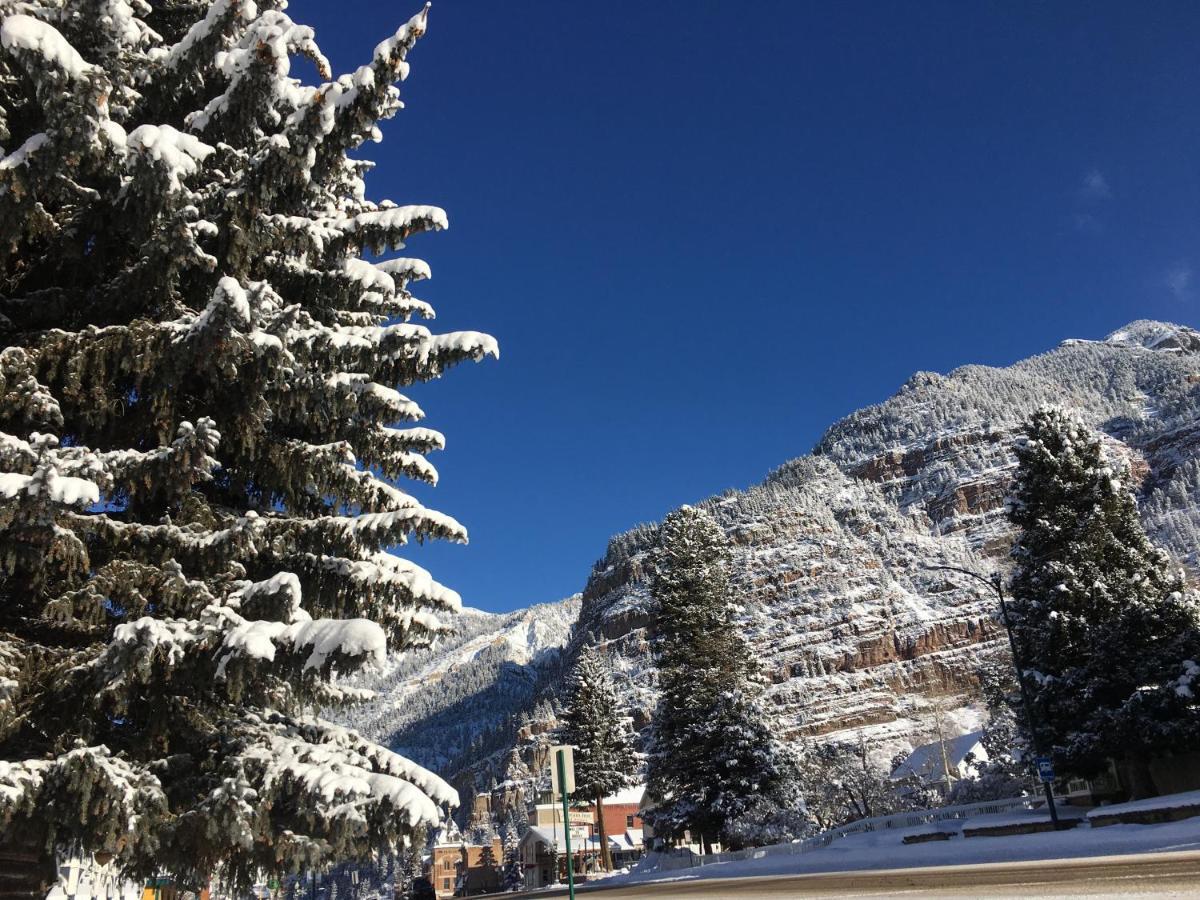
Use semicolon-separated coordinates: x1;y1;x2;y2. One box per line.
536;850;1200;898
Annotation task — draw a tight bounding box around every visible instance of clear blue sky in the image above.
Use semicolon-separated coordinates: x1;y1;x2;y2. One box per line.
290;0;1200;613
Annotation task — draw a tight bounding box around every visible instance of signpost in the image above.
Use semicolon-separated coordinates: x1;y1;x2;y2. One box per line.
551;745;577;900
1036;757;1055;783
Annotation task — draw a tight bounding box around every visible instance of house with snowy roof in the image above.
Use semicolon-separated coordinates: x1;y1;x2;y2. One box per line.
890;730;987;795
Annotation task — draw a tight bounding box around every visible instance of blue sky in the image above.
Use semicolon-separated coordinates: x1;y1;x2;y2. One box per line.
290;0;1200;613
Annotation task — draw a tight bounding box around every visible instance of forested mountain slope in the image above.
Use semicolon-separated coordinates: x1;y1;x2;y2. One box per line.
345;320;1200;799
336;598;579;784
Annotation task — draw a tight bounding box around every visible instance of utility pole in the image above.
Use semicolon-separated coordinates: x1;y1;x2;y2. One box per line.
927;564;1062;829
933;699;956;793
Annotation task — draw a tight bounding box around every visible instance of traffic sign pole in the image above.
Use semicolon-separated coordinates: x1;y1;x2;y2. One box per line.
557;749;576;900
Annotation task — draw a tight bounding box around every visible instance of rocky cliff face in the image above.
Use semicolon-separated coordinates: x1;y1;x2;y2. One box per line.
350;320;1200;795
569;321;1200;761
573;457;1001;753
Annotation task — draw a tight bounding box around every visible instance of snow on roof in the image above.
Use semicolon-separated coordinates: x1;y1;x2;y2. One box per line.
603;784;646;806
890;731;984;782
584;835;624;850
519;826;559;848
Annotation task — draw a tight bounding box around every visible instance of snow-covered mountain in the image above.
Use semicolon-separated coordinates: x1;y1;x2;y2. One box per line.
337;598;579;785
347;320;1200;800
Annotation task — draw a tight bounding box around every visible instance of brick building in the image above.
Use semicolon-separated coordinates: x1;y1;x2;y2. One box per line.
588;784;644;838
428;837;502;898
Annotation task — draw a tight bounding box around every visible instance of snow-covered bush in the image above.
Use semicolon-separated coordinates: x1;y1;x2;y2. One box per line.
723;794;812;848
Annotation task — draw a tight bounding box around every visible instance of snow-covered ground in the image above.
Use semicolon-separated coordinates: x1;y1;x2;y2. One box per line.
600;809;1200;889
1087;789;1200;818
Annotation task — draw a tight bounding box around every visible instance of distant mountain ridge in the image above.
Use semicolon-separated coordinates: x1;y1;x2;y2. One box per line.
343;320;1200;803
339;598;579;779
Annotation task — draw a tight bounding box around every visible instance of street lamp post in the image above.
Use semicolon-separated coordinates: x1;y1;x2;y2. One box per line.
927;564;1061;829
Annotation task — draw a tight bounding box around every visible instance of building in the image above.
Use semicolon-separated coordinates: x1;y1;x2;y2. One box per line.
429;837;502;898
582;828;644;871
589;784;644;840
517;814;590;890
517;786;648;887
517;826;560;889
584;785;646;869
890;730;988;795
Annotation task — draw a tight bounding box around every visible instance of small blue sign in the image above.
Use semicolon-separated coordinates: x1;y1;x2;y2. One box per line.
1035;757;1055;782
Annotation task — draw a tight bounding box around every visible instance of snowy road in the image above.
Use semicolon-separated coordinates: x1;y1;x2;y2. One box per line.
537;850;1200;898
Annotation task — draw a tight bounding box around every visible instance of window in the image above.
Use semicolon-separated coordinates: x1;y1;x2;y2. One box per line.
442;877;450;890
443;859;452;870
626;815;635;828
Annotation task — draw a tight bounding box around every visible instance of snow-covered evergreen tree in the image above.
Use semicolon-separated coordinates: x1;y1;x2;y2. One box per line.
498;812;522;891
0;0;496;891
644;506;801;851
558;645;636;870
392;823;427;900
1008;407;1200;796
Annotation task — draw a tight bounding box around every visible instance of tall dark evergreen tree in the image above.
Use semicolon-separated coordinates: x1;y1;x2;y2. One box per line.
0;0;496;892
558;645;636;871
644;505;800;851
1008;407;1200;796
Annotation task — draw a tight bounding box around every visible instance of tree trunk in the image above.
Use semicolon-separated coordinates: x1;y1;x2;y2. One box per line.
596;792;611;872
701;833;713;856
0;827;56;900
1123;755;1158;801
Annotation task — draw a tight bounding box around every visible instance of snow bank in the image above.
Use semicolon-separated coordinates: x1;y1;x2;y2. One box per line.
1088;789;1200;818
613;816;1200;888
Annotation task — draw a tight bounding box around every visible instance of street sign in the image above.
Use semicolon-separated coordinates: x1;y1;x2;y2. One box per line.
552;746;577;900
550;745;576;797
1036;757;1055;783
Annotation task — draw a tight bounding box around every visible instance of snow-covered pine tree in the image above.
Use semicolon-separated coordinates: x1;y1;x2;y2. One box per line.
0;0;496;891
1008;407;1200;797
645;506;801;851
392;822;426;900
500;815;523;892
558;645;636;871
